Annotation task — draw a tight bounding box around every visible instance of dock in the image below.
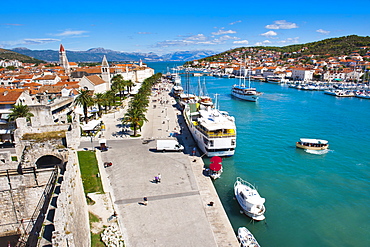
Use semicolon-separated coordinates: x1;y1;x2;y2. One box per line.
95;80;239;246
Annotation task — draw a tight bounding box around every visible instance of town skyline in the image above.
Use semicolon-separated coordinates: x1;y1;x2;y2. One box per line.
1;0;369;55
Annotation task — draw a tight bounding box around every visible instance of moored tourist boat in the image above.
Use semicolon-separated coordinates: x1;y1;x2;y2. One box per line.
237;227;261;247
296;138;329;150
183;95;236;157
171;72;184;98
231;85;262;102
234;177;266;221
231;67;262;102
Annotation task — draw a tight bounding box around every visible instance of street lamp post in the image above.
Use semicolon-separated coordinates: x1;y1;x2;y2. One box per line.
90;134;94;151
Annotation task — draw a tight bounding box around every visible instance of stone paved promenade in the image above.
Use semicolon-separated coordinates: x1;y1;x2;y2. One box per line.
82;81;239;246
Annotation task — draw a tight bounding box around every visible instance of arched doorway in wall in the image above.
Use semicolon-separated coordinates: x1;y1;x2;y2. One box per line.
35;155;63;169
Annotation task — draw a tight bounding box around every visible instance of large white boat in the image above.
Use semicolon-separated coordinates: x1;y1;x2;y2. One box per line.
234;177;266;221
232;66;262;102
183;96;236;157
237;227;261;247
296;138;329;150
171;73;184;98
231;84;262;102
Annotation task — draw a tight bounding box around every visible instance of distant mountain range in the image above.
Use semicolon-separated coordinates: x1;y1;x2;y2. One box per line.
9;47;216;63
0;48;44;63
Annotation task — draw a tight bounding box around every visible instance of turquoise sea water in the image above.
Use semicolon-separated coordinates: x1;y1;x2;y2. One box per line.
148;62;370;247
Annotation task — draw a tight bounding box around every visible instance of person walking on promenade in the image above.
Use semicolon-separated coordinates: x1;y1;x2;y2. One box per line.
143;197;148;206
157;173;161;183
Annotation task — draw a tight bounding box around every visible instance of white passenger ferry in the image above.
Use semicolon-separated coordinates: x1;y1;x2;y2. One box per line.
183;97;236;157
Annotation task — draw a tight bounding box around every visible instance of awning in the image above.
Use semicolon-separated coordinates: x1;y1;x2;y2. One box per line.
210;162;222;171
82;120;101;131
210;156;222;163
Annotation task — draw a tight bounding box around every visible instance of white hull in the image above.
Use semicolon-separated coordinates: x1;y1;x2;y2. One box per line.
231;84;262;102
183;103;236;157
209;168;222;180
238;227;260;247
234;177;266;221
231;91;259;102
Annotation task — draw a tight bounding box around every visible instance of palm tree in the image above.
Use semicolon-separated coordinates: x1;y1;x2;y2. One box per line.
102;90;116;112
74;89;93;123
8;103;34;122
123;107;147;137
94;93;105;117
125;80;135;93
111;74;125;103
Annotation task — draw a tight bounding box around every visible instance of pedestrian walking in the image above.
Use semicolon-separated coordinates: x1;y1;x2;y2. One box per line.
157;173;161;183
143;197;148;206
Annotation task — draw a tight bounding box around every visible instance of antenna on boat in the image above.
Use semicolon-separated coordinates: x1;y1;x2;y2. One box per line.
214;93;220;110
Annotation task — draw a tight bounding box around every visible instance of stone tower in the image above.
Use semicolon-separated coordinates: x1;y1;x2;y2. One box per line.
59;44;70;75
101;55;111;89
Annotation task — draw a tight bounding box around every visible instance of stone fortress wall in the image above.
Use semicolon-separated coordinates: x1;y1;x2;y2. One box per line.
0;112;89;246
52;151;90;247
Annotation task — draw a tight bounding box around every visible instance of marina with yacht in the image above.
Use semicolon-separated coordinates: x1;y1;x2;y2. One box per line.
152;61;370;247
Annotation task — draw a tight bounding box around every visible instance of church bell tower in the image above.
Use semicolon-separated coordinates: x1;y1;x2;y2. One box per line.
59;44;70;75
101;55;111;89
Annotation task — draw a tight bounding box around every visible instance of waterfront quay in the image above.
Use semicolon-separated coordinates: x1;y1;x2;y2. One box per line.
97;81;239;246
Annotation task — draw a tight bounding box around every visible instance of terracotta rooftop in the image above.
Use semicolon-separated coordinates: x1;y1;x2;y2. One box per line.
0;88;25;105
86;75;106;86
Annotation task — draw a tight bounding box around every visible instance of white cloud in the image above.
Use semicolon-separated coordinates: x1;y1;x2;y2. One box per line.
230;20;242;25
265;20;298;29
255;40;272;46
211;29;237;35
217;35;239;41
23;38;60;44
261;31;278;37
186;34;207;41
154;32;240;48
233;40;249;45
54;30;88;36
0;38;61;47
154;40;193;47
277;37;300;44
137;32;153;35
316;29;330;35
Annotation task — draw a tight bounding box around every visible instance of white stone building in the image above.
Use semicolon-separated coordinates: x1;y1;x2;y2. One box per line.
291;68;314;81
79;75;108;94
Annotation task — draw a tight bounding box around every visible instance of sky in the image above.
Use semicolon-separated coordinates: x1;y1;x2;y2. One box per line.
0;0;369;55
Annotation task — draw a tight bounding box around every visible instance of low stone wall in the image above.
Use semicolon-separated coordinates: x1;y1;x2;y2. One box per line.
52;151;90;247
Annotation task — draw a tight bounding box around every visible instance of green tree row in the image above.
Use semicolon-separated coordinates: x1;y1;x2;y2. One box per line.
122;73;162;136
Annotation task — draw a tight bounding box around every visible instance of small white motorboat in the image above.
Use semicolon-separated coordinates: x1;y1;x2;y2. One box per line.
209;156;222;180
238;227;261;247
234;177;266;221
296;138;329;150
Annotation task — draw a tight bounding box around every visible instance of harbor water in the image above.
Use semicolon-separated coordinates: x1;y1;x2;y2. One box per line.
148;62;370;247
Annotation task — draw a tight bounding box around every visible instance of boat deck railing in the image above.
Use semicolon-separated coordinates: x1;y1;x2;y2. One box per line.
195;126;236;138
235;177;256;190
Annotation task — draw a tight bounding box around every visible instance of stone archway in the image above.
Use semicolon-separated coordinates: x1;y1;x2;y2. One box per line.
35;155;63;169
